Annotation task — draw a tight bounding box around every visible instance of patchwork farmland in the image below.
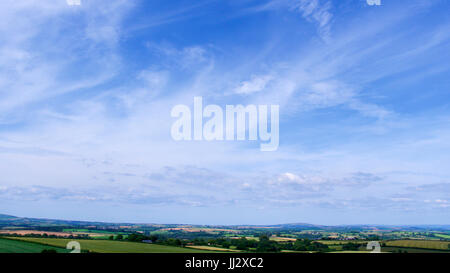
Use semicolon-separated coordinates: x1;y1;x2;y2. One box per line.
8;237;219;253
1;214;450;253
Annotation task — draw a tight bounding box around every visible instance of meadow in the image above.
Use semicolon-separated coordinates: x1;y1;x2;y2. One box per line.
315;240;368;245
8;237;220;253
385;240;450;250
380;246;449;253
434;234;450;239
185;245;241;252
0;238;70;253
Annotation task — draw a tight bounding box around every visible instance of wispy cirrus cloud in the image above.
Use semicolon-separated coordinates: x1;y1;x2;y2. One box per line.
244;0;333;41
289;0;333;41
0;0;450;224
0;0;133;122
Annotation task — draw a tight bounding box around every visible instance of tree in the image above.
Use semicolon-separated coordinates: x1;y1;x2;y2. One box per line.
235;238;249;251
342;242;360;251
127;233;138;242
256;236;279;252
221;241;231;249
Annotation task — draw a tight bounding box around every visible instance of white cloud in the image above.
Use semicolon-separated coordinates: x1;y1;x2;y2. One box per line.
0;0;449;223
0;1;133;127
234;74;273;94
290;0;333;41
247;0;333;41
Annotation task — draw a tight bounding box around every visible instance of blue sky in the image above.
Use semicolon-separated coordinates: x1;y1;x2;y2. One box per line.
0;0;449;225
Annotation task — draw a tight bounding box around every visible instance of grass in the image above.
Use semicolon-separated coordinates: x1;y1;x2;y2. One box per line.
185;245;241;252
381;246;449;253
62;229;117;234
434;234;450;239
315;240;368;245
330;251;372;253
8;237;221;253
0;238;70;253
61;228;118;239
280;250;316;253
385;240;450;250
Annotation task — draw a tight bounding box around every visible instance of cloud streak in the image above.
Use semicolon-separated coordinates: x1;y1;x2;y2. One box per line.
0;0;449;224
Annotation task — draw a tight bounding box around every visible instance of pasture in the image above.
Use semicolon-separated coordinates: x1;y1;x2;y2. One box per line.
385;240;450;250
185;245;241;252
315;240;368;245
0;238;70;253
8;237;220;253
434;233;450;239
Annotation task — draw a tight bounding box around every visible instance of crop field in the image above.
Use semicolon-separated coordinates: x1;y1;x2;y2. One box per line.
380;246;449;253
8;237;220;253
385;240;450;250
270;236;297;242
0;238;70;253
61;229;118;238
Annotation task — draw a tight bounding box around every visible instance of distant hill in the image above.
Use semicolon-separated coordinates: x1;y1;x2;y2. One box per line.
0;213;116;228
1;213;450;231
0;214;18;220
271;223;326;229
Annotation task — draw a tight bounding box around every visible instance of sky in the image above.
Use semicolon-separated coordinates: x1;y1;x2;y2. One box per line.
0;0;449;225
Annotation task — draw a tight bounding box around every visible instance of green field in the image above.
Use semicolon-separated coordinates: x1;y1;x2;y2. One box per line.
186;245;241;252
63;229;116;234
8;238;220;253
381;246;449;253
0;238;70;253
385;240;450;250
61;229;122;239
63;229;107;233
434;234;450;239
330;251;372;253
315;240;368;245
